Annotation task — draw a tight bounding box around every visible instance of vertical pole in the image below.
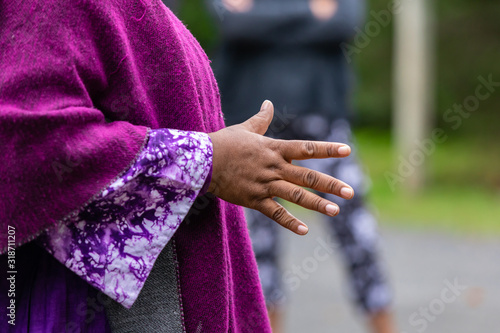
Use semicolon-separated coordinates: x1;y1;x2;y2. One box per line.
393;0;434;192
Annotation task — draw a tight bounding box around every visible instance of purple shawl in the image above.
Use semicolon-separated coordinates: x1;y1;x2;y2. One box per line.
0;0;270;331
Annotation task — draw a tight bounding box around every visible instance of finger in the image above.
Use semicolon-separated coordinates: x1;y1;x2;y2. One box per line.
240;100;274;135
279;140;351;161
270;180;340;216
256;199;309;235
280;164;354;199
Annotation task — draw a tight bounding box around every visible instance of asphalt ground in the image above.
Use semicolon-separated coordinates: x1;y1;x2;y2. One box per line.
280;214;500;333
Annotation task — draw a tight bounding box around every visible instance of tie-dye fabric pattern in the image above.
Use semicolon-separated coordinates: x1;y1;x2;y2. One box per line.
39;129;212;308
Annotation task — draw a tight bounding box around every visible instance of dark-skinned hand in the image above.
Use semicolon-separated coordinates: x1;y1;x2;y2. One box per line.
208;100;354;235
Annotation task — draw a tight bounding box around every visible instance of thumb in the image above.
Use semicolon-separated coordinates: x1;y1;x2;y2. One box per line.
240;100;274;135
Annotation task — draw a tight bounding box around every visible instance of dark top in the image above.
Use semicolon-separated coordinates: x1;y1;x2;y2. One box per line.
209;0;365;125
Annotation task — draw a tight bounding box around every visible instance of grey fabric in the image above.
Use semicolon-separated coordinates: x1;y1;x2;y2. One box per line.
104;241;185;333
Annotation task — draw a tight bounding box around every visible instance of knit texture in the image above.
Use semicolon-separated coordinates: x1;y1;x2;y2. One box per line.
0;0;270;331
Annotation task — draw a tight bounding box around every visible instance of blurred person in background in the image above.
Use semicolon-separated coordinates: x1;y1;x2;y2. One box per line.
209;0;397;332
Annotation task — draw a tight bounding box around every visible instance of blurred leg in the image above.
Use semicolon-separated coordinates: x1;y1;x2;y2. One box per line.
249;116;395;332
268;306;285;333
245;208;284;333
369;309;397;333
297;117;395;331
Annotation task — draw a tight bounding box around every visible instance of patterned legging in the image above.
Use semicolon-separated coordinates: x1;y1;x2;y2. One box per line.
247;115;391;313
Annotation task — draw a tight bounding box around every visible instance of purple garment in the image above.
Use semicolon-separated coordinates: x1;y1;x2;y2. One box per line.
0;3;150;250
40;128;213;308
0;243;111;333
0;1;270;332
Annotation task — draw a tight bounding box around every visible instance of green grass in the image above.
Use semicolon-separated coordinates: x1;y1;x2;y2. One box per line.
354;128;500;236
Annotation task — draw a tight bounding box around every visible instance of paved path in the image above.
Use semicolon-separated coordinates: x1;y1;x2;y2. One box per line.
280;214;500;333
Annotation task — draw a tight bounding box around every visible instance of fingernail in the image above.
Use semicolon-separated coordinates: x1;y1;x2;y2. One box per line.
261;100;271;111
297;225;308;235
340;187;354;199
338;145;350;155
325;204;338;216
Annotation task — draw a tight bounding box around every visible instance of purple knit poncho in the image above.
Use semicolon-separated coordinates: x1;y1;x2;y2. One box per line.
0;0;270;331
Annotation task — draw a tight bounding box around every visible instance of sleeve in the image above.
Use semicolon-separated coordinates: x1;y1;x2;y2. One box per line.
209;0;365;46
37;128;213;308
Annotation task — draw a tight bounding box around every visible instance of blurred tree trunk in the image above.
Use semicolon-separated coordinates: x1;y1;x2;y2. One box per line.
393;0;435;192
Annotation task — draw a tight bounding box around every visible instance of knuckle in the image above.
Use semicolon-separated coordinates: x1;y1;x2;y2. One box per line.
314;197;323;211
253;199;266;212
303;142;315;158
291;187;304;203
268;162;285;179
327;144;335;157
284;218;295;230
328;179;342;194
303;170;319;187
272;206;287;222
264;182;275;198
269;138;284;155
267;178;285;194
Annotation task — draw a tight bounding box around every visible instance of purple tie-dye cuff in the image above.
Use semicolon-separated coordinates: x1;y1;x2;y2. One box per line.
38;128;213;308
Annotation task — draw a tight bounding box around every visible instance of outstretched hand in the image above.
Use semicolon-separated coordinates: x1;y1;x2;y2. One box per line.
208;100;354;235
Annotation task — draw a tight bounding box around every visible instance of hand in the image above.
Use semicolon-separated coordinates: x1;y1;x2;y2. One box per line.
208;100;354;236
309;0;338;21
222;0;253;13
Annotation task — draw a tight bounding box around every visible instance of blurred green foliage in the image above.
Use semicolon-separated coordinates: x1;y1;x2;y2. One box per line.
177;0;218;52
355;128;500;235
